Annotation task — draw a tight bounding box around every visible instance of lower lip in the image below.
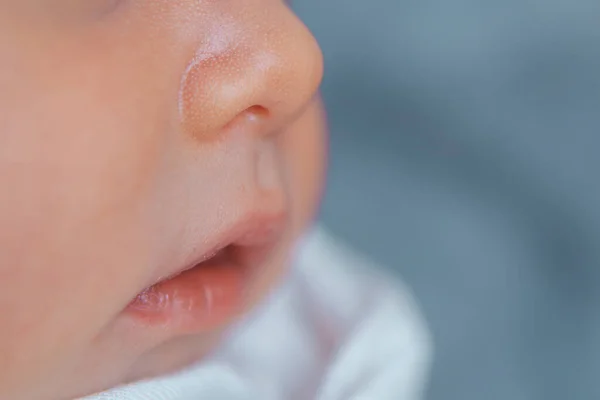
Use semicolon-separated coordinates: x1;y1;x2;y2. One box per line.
125;249;252;334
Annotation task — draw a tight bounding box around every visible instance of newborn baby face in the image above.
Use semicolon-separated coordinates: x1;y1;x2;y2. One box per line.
0;1;325;398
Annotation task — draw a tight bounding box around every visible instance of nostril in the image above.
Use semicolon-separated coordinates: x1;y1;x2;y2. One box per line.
243;105;269;122
223;105;270;131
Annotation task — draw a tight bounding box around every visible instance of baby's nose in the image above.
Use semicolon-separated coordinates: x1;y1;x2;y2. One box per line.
179;3;323;140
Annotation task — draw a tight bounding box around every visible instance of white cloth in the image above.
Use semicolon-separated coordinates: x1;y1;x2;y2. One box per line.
85;227;432;400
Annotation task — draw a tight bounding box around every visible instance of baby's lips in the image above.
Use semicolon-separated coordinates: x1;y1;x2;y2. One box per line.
127;263;245;334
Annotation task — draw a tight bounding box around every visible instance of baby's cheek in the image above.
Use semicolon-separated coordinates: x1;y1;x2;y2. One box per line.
0;160;179;399
0;72;174;400
0;175;153;396
0;14;185;398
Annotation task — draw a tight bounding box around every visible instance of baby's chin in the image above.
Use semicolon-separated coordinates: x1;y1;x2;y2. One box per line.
125;331;223;384
77;330;223;399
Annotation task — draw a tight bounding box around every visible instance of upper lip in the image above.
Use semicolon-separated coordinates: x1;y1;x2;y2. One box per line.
152;209;287;286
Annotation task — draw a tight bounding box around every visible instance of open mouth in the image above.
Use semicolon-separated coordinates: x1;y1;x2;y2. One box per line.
124;215;285;334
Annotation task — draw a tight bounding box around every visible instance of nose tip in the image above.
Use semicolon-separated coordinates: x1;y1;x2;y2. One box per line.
179;7;323;140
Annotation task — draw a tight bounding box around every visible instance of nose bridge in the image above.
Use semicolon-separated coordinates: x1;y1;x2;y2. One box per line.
178;4;323;139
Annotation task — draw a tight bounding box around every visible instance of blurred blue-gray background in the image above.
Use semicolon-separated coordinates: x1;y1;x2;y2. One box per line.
294;1;600;399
